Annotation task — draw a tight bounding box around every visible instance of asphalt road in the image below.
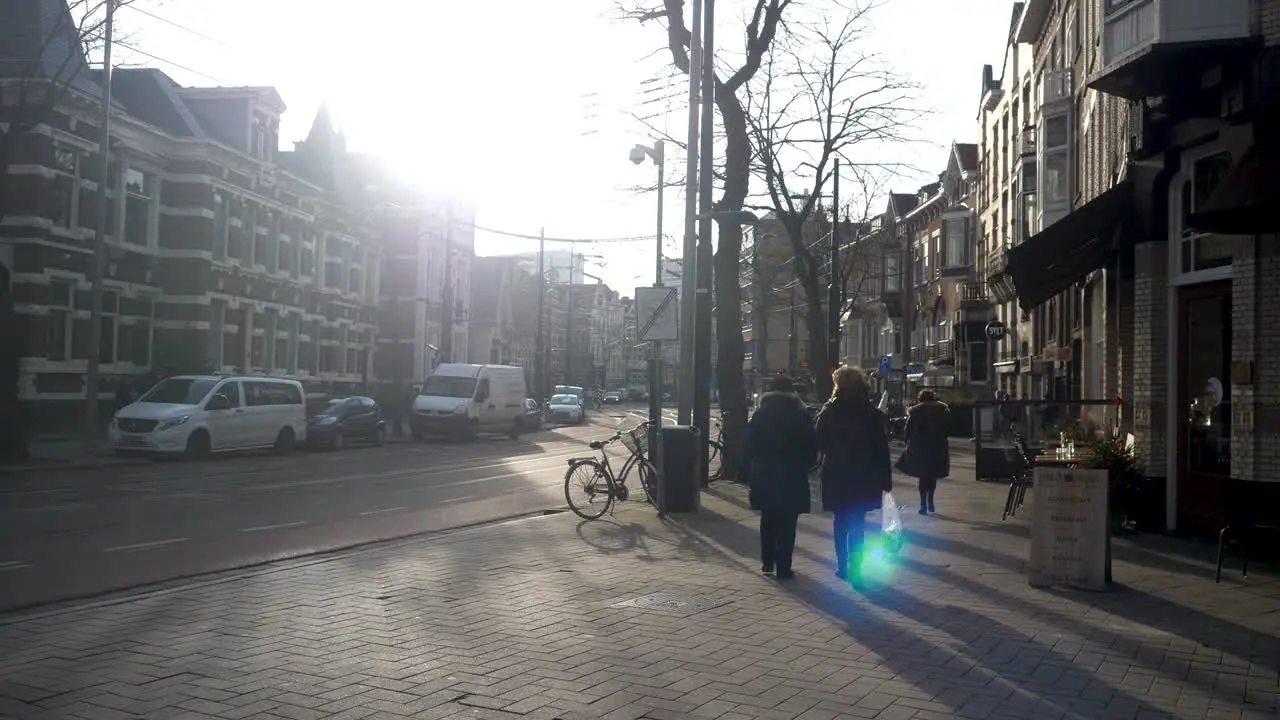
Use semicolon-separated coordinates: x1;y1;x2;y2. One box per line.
0;407;652;612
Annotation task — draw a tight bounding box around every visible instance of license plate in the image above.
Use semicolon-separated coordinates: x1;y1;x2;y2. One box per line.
123;435;148;446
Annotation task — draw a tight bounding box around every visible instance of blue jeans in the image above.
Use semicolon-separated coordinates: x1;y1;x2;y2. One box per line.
833;509;866;577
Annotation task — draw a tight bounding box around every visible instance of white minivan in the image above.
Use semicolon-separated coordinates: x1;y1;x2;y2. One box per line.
109;375;307;457
410;364;527;441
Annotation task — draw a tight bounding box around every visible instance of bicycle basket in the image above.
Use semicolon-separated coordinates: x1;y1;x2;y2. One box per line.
621;426;649;456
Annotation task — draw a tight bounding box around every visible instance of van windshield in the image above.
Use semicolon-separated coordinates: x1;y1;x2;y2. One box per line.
138;378;217;405
421;376;477;398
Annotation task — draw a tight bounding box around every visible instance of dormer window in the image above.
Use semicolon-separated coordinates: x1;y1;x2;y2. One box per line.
251;112;278;162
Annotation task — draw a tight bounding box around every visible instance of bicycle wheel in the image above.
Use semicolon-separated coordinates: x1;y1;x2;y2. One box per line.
636;458;659;507
707;440;725;481
564;460;615;520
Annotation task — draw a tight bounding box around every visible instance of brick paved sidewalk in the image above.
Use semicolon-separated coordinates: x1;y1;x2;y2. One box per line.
1;473;1277;720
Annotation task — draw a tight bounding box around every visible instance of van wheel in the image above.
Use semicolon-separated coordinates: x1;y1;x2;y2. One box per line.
466;419;480;442
509;419;520;440
374;425;386;446
274;427;295;454
185;430;211;459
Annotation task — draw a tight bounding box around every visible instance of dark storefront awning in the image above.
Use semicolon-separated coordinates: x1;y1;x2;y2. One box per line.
1004;181;1133;313
1187;142;1280;235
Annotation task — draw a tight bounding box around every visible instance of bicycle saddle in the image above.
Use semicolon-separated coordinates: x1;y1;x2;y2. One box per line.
589;440;605;450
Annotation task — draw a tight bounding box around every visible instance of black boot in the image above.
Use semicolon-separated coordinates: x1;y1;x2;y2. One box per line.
918;488;929;515
927;491;936;514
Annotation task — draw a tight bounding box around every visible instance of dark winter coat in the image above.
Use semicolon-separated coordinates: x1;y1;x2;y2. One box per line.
816;395;893;514
904;399;951;479
742;391;818;514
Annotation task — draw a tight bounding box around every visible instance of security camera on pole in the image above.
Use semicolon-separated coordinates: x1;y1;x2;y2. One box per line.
629;140;666;469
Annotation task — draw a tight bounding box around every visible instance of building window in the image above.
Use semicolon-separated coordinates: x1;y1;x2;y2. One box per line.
44;280;74;361
49;146;80;229
212;193;228;260
123;168;151;246
1179;153;1234;274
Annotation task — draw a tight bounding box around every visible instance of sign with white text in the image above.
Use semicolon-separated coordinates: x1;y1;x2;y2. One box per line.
1029;467;1109;591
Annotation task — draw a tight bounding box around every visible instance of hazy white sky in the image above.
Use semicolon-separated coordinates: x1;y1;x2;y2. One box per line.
116;0;1019;294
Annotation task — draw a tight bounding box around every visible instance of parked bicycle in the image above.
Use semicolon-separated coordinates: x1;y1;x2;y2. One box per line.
564;421;659;520
706;413;726;482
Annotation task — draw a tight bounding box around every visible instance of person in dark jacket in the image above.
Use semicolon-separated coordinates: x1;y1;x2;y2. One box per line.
741;375;817;579
903;389;951;515
816;366;892;585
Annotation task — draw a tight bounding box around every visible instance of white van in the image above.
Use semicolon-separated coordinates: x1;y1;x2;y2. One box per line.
410;364;527;441
109;375;307;457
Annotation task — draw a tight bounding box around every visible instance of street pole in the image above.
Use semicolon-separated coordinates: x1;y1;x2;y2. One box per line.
678;0;703;425
439;208;454;364
828;157;841;370
693;0;716;485
566;249;575;386
83;0;115;458
650;142;665;466
536;228;545;401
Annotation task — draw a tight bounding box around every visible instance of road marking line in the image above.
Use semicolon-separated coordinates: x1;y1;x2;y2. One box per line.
17;502;96;513
103;537;188;552
359;506;407;516
239;521;305;533
440;495;476;505
0;561;30;571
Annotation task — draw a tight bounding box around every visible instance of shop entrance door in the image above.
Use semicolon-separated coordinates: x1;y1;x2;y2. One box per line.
1176;281;1232;537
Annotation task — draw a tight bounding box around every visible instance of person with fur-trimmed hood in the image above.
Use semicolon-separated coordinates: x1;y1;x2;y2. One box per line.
902;388;951;515
741;375;817;580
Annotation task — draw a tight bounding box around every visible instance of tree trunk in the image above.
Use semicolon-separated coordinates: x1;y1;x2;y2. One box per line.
801;276;832;400
710;83;752;482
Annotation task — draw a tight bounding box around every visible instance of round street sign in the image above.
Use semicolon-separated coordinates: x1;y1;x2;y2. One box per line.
985;319;1008;340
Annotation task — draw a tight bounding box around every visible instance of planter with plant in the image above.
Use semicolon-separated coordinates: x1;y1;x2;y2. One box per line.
1080;425;1143;535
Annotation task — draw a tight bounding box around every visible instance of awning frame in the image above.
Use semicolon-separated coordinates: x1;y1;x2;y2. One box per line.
1004;180;1135;312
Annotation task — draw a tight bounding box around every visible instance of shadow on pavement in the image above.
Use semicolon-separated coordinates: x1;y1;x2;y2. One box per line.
678;502;1188;719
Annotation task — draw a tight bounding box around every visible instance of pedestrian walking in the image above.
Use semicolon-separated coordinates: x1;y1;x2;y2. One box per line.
902;388;951;515
740;375;817;580
816;366;892;586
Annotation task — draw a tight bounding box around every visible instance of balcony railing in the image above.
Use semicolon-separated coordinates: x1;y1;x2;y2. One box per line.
929;340;955;363
909;346;927;364
958;281;989;306
1094;0;1251;100
1018;126;1036;157
1041;68;1073;105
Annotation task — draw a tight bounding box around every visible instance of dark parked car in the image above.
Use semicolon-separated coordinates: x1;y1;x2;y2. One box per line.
519;398;543;432
306;396;386;450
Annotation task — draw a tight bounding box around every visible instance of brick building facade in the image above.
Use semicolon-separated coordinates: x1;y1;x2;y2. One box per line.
998;0;1280;536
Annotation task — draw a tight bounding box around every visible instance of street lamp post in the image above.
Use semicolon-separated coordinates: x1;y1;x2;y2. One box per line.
630;141;666;465
83;0;116;458
828;158;842;371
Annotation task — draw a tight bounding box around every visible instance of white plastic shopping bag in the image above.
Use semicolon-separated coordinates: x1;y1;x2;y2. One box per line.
881;491;904;554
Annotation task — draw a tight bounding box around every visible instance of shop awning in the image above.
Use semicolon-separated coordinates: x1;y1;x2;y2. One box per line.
1187;142;1280;235
1004;181;1133;313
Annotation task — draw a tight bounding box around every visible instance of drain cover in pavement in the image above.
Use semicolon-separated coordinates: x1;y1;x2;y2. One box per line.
611;591;730;617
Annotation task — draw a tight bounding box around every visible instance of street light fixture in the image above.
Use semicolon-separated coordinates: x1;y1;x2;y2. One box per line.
630;140;665;468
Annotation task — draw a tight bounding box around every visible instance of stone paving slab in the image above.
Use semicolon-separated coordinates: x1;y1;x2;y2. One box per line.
0;471;1278;720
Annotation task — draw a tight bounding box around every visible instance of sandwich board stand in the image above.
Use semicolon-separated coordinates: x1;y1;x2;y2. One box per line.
1029;467;1112;591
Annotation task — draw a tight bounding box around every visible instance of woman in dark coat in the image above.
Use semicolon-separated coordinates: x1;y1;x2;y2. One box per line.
741;375;817;579
904;389;951;515
816;366;892;585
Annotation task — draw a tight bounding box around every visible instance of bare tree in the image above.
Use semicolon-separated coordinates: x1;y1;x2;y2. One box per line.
745;0;923;398
1;0;135;462
624;0;791;481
